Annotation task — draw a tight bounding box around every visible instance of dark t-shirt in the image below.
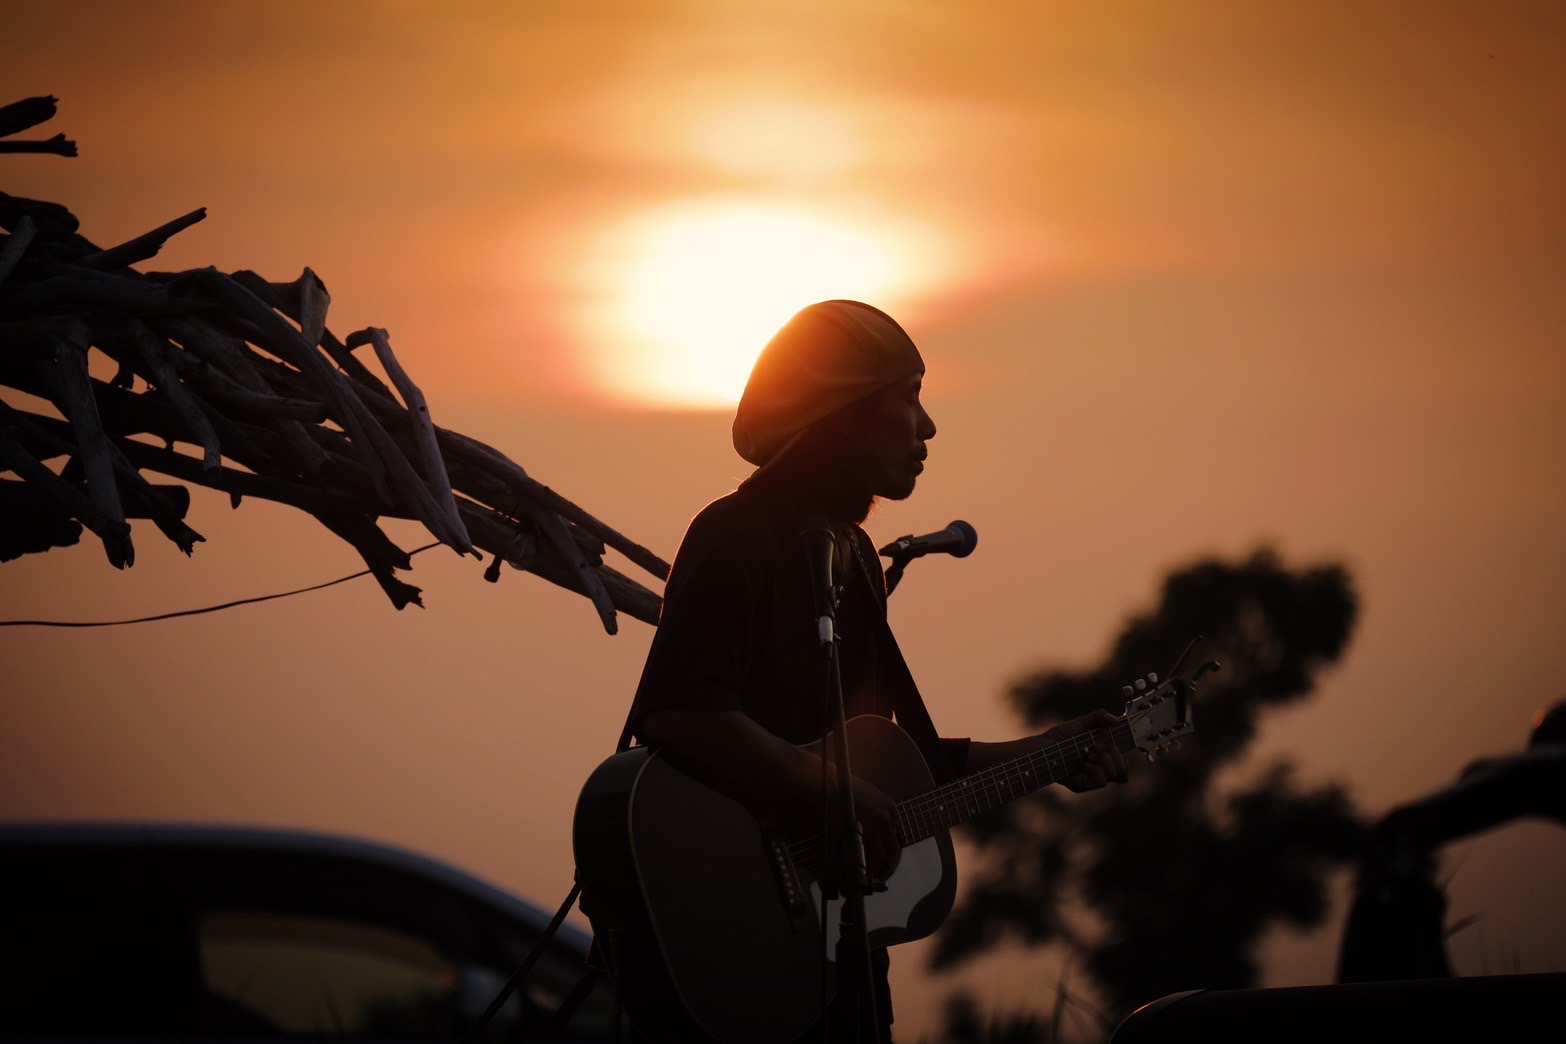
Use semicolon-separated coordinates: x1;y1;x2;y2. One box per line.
629;475;969;778
624;475;969;1040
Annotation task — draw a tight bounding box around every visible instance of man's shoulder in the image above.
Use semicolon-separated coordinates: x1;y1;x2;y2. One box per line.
685;484;785;543
659;486;789;592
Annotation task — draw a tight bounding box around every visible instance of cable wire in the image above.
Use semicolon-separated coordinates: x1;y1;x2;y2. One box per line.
0;542;442;628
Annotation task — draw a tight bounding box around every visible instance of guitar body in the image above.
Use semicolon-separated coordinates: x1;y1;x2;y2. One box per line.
573;663;1209;1042
573;715;957;1044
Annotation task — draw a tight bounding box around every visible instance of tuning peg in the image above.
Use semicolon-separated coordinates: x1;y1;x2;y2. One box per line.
1167;739;1181;751
1147;672;1159;684
1122;685;1134;698
1134;678;1148;691
1145;751;1158;762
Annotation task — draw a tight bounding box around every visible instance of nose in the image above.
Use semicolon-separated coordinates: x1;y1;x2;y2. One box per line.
918;401;936;441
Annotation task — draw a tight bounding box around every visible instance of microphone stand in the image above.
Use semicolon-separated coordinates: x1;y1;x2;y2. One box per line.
800;518;883;1044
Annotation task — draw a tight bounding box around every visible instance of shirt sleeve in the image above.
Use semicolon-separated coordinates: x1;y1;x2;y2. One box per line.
629;501;769;741
939;737;972;777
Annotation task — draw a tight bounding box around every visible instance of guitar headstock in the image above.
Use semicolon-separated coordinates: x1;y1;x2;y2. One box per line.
1121;660;1220;760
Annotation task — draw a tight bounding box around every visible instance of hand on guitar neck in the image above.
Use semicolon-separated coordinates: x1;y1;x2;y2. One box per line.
965;707;1131;791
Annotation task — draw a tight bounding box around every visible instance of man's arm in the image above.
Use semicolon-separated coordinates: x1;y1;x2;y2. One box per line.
963;708;1130;792
640;708;902;877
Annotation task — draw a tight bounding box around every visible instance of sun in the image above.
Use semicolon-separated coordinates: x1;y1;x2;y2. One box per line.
577;197;946;408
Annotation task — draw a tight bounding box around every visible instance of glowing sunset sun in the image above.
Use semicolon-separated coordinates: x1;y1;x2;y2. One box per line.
579;197;946;408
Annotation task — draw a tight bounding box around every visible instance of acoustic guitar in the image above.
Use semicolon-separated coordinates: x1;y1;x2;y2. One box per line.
573;664;1214;1043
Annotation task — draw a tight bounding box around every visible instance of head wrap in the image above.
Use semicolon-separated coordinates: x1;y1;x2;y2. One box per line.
732;300;923;467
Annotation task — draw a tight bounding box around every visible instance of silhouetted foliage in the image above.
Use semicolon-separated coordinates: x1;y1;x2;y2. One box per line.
932;963;1111;1044
932;548;1367;1020
935;992;1055;1044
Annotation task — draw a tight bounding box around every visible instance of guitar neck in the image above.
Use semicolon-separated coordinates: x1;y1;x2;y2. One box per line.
894;721;1134;845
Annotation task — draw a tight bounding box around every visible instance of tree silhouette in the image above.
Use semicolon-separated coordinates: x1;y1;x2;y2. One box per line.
931;548;1366;1023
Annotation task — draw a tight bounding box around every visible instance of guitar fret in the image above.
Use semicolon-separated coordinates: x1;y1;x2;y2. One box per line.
894;723;1138;844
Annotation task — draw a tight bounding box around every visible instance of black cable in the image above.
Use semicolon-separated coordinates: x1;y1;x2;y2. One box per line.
457;882;583;1044
0;542;442;628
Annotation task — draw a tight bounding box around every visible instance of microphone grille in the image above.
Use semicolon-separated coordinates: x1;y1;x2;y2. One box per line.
948;520;978;558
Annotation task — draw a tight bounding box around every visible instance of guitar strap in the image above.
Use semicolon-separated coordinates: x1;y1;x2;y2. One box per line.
850;532;957;786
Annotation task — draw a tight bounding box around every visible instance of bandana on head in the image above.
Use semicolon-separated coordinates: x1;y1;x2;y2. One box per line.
732;300;924;467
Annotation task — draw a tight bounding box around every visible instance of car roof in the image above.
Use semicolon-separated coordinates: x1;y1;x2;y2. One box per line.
0;821;591;951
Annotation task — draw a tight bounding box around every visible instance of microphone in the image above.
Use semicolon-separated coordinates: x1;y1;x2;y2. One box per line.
878;520;978;561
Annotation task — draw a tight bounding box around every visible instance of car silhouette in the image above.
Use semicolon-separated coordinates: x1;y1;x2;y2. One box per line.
1;822;618;1040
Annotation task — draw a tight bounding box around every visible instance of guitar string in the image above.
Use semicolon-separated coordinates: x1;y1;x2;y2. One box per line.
791;720;1136;864
894;724;1127;833
787;735;1083;875
788;693;1166;859
784;682;1182;866
785;723;1134;869
789;726;1114;861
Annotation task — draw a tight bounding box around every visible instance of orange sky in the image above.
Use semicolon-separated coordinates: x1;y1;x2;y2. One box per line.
5;1;1566;1034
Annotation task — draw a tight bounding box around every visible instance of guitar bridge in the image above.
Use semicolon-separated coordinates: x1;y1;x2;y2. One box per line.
764;832;813;929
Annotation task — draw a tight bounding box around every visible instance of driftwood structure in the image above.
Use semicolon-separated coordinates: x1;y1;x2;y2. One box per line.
0;97;667;632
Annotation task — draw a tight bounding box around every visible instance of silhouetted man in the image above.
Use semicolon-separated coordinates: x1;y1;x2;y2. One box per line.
604;301;1129;1042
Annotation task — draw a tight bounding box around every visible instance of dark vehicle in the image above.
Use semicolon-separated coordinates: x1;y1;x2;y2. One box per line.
0;823;617;1040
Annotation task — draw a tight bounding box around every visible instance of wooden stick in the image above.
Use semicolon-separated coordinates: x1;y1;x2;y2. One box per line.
457;498;659;628
0;190;94;249
124;320;221;475
0;478;84;560
0;429;132;565
0;268;175;319
313;512;423;610
336;372;667;580
0;215;35;285
229;269;392;397
103;432;388;517
298;267;329;353
164;350;329;423
442;428;671;580
353;326;473;555
175;268;392;497
0;96;60;138
527;500;618;634
0;134;78;157
81;208;206;270
239;336;474;551
157;316;331;474
42;330;132;567
0;400;203;554
337;386;474;553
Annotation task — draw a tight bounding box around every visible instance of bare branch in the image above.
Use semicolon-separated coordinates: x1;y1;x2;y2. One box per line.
0;133;77;157
81;208;206;270
125;320;221;475
354;326;473;555
0;96;61;138
0;215;36;285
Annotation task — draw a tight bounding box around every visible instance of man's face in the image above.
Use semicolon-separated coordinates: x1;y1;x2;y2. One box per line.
854;371;937;501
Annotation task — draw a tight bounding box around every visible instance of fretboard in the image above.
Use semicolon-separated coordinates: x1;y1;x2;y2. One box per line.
894;722;1134;845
